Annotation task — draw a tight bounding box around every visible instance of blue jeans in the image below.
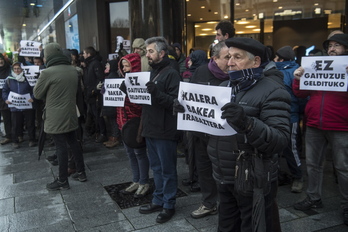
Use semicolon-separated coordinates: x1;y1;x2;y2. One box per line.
51;131;85;181
146;137;177;209
123;143;149;185
306;126;348;208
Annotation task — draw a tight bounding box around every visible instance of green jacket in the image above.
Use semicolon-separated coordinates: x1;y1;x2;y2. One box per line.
34;64;78;134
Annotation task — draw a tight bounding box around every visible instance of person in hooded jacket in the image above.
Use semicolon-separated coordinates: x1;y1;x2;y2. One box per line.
34;43;86;191
182;50;208;81
0;53;12;145
132;38;150;72
117;53;150;198
2;62;36;149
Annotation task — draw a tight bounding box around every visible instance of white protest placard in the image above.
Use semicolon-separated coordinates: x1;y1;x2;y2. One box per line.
177;82;236;136
7;91;32;109
22;65;40;87
125;72;151;105
108;53;119;61
19;40;42;57
300;56;348;92
103;79;126;107
0;79;5;89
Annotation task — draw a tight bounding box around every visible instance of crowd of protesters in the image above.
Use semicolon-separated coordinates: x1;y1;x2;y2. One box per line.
0;20;347;230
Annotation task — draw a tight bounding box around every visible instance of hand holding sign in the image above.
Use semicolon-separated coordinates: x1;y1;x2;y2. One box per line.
294;66;304;80
173;98;185;115
221;102;252;133
146;81;157;94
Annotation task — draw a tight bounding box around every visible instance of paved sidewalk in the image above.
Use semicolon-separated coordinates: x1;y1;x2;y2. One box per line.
0;136;347;231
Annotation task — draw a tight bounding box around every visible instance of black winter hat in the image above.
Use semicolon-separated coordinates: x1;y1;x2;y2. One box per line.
225;37;268;62
276;46;295;61
173;43;182;52
323;34;348;51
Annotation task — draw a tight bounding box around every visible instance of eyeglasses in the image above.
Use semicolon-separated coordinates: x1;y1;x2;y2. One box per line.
328;43;343;49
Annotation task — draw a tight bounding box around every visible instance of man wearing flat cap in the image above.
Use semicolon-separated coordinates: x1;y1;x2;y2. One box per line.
274;46;304;194
207;37;291;231
293;33;348;226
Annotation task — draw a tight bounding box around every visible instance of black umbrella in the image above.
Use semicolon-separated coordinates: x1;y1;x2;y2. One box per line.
38;120;46;160
252;154;266;232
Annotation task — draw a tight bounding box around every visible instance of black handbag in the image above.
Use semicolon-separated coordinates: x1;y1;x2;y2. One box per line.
121;117;146;149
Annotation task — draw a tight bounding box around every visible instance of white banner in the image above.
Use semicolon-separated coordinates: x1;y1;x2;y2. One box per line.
7;91;32;109
177;82;236;136
300;56;348;92
103;79;126;107
19;40;41;57
125;72;151;105
22;66;40;87
0;79;5;89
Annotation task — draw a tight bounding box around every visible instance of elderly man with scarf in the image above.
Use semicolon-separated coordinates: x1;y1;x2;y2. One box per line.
34;43;86;190
207;38;291;232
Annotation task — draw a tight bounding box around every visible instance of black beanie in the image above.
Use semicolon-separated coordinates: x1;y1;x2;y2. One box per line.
276;46;295;61
225;37;268;62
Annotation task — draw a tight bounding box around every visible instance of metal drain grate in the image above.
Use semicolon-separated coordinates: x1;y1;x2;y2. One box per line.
104;178;187;209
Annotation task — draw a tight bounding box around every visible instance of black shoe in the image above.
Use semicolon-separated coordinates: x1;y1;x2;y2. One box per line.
182;178;195;186
190;182;201;192
95;134;107;143
50;159;58;166
71;172;87;182
46;154;57;162
46;179;70;191
139;203;163;214
156;208;175;223
294;196;323;211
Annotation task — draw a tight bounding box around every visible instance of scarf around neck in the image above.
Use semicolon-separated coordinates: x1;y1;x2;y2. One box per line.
10;71;25;82
228;67;263;101
208;59;229;80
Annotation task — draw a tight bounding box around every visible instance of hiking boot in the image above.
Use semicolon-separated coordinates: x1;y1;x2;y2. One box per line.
291;178;304;193
0;138;12;145
12;143;19;149
46;179;70;191
46;154;57;162
294;197;323;211
105;137;120;148
343;208;348;226
134;183;150;198
71;172;87;182
120;182;139;194
191;204;217;219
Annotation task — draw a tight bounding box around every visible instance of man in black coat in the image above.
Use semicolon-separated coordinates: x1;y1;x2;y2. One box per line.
0;54;12;145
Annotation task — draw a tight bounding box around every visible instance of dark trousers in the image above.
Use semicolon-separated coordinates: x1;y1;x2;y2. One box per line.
283;122;302;179
217;181;279;232
51;131;85;181
11;110;36;142
88;102;106;136
194;135;218;209
1;109;12;139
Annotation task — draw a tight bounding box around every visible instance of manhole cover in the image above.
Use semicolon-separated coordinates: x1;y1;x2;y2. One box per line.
104;178;187;209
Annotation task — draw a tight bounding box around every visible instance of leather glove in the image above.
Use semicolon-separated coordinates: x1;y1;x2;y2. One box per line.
221;102;252;133
119;80;127;94
146;81;157;94
96;81;104;90
173;99;185;115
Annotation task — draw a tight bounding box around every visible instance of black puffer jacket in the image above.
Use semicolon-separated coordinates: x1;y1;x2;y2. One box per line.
207;63;291;184
83;55;104;103
141;56;181;140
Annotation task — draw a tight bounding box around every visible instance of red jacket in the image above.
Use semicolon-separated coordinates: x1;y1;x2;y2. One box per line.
293;78;348;131
116;53;142;129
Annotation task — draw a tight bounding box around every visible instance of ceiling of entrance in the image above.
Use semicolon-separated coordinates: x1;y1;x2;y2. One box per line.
0;0;54;52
